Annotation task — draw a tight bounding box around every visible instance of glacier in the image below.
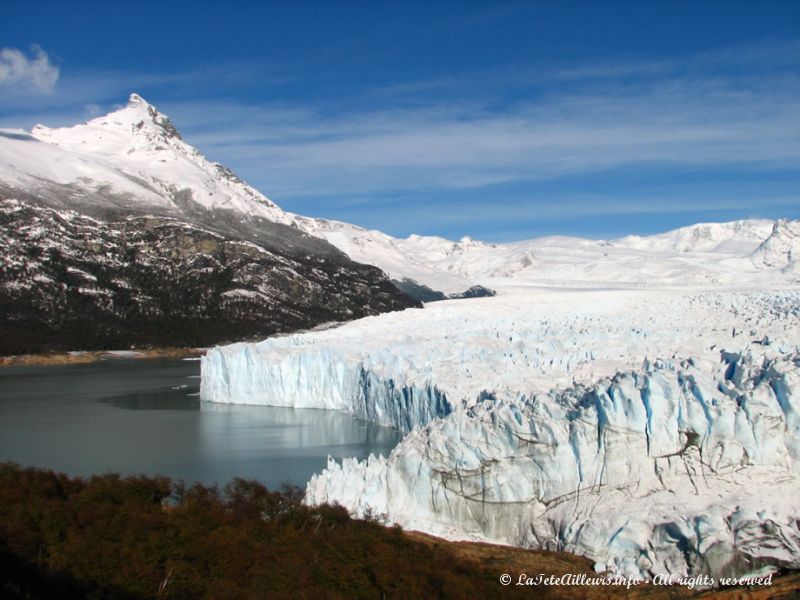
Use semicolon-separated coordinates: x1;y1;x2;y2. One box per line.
201;287;800;580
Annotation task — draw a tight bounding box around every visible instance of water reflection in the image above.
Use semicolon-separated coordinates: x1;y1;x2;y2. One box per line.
197;402;402;486
200;401;400;457
0;359;402;488
104;388;201;410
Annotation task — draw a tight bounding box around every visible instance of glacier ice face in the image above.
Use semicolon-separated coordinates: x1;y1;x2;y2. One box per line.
202;289;800;419
201;287;800;580
307;352;800;579
201;341;452;432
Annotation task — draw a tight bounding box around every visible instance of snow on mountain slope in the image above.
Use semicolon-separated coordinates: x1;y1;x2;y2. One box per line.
298;216;796;293
202;286;800;580
295;217;477;295
615;219;775;254
496;236;773;289
25;94;291;224
753;219;800;277
0;128;168;209
296;216;533;295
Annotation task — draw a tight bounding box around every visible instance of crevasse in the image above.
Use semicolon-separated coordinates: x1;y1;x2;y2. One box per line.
306;352;800;580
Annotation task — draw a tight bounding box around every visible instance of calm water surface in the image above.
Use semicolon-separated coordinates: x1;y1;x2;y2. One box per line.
0;358;402;488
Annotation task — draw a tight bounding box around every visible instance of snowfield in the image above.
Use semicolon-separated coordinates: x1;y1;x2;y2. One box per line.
298;217;799;294
202;284;800;580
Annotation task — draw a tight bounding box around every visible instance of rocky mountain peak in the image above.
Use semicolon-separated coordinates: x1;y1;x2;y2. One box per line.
126;92;183;140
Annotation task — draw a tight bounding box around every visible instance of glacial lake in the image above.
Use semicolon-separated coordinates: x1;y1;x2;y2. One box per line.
0;358;403;489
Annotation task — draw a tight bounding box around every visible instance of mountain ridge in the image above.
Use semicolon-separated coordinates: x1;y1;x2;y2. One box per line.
9;95;800;293
4;94;798;298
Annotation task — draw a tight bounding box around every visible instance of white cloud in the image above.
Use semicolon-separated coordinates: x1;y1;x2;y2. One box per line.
84;103;102;117
0;45;59;93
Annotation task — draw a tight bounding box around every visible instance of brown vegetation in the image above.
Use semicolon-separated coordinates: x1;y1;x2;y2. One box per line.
0;463;797;599
0;463;508;599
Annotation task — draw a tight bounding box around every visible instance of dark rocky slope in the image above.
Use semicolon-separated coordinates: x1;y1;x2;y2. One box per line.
0;197;419;354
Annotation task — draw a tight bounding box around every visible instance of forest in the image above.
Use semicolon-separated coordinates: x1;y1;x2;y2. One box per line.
0;462;512;599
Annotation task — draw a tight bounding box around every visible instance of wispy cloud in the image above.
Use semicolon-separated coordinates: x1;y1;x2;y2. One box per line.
0;61;288;126
169;71;799;201
366;39;800;102
0;45;59;94
395;195;800;225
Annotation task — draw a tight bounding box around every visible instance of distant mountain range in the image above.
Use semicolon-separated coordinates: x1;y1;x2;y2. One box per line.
1;94;797;353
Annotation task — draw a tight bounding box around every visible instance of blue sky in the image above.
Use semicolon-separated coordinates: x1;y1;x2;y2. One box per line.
1;1;799;241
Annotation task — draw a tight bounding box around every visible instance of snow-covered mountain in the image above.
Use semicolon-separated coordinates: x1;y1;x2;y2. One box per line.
303;217;799;293
3;93;796;311
614;219;775;254
0;95;419;353
0;94;299;224
295;218;506;297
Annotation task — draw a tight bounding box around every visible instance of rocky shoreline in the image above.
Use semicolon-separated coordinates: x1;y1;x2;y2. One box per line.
0;346;205;367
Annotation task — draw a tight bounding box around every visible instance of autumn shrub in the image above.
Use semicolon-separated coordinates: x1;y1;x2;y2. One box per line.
0;462;508;599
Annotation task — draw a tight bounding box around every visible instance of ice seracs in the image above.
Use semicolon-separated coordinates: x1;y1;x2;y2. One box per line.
307;347;800;579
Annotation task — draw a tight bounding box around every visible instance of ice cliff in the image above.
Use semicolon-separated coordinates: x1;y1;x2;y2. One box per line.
201;342;451;431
